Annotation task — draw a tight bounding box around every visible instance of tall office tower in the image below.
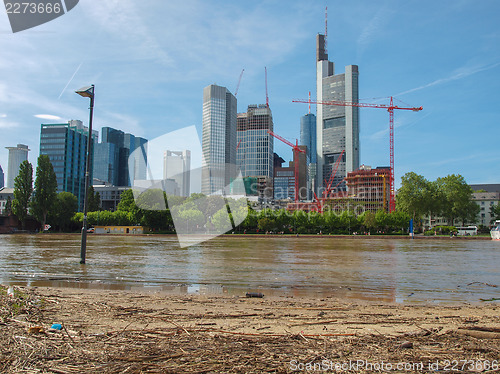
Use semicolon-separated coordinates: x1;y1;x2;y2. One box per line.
316;34;359;194
95;127;147;186
40;120;97;211
163;150;191;197
5;144;30;188
0;164;4;189
236;104;274;199
201;84;237;195
300;113;317;199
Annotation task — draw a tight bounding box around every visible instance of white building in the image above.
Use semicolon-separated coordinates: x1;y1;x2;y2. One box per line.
5;144;30;188
163;150;191;197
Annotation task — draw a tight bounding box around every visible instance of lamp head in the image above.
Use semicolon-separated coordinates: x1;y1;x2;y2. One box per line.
75;85;94;99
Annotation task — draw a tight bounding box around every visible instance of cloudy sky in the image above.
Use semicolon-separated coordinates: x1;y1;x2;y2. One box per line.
0;0;499;188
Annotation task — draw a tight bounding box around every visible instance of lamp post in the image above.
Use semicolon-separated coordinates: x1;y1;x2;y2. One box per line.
75;85;95;264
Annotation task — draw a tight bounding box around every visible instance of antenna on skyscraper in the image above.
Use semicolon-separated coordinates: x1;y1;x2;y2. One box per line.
325;5;328;54
265;66;269;107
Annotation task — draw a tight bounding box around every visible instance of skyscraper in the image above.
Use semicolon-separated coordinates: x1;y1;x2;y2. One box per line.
40;120;97;210
94;127;147;186
301;113;317;199
201;84;237;195
236;104;274;198
164;150;191;197
0;164;4;189
5;144;30;188
316;34;359;194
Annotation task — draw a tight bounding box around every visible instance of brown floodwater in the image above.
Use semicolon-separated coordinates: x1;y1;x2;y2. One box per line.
0;234;499;303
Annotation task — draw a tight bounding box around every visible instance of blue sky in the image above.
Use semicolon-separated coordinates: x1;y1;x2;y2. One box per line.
0;0;499;188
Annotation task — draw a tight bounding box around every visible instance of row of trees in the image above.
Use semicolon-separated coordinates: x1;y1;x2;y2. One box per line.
10;156;82;231
396;172;481;226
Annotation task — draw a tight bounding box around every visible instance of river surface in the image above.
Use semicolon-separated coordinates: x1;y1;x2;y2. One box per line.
0;234;499;303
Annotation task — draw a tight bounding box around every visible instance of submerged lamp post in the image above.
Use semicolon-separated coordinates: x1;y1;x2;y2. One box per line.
75;84;95;264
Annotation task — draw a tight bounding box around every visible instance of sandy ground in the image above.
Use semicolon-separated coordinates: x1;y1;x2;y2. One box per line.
1;285;500;373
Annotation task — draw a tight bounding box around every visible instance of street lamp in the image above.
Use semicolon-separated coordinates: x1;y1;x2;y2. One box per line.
75;84;95;264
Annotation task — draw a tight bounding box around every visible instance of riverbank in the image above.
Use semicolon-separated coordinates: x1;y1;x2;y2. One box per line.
1;285;499;373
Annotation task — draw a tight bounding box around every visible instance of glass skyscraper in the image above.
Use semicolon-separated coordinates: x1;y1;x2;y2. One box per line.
201;84;237;195
316;34;359;193
300;113;317;164
236;105;274;176
40;120;97;211
0;164;4;189
94;127;147;187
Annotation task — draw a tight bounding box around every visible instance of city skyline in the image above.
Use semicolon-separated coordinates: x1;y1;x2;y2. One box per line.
0;1;499;188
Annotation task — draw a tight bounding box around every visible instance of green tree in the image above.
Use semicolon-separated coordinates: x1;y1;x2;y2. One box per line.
87;186;101;212
396;172;436;223
4;196;12;215
49;192;78;231
31;155;58;231
12;160;33;230
490;203;500;222
436;174;479;226
363;211;376;233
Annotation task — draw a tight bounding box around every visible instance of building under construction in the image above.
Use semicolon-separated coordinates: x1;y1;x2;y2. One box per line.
287;165;390;213
326;165;391;213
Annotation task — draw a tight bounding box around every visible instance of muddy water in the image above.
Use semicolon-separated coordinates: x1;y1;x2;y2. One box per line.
0;234;498;303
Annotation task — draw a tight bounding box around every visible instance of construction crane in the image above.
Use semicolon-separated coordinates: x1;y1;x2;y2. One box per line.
313;150;345;213
234;69;244;96
292;96;422;212
267;130;306;203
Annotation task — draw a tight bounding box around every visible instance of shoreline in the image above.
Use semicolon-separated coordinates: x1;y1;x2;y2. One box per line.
1;285;500;373
2;232;494;240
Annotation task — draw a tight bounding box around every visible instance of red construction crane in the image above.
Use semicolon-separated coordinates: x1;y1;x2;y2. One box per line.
267;130;306;203
293;96;422;212
313;150;345;213
234;69;244;96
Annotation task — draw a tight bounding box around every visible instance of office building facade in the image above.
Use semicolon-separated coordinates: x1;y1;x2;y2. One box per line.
40;120;97;211
300;113;317;199
93;127;148;187
236;104;274;199
163;150;191;197
316;34;359;194
5;144;30;188
201;84;237;195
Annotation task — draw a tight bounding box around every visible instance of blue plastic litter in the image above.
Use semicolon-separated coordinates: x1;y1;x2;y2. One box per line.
51;323;62;330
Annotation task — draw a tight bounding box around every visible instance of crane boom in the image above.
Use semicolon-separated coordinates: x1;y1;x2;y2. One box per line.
267;130;306;203
293;96;422;212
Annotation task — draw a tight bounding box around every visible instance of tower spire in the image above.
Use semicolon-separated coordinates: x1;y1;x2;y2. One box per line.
325;5;328;55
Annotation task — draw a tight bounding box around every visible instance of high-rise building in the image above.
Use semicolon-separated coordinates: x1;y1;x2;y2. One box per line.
201;84;237;195
316;34;359;194
273;145;307;201
236;104;274;199
164;150;191;197
300;113;317;199
5;144;30;188
0;164;4;189
94;127;147;187
40;120;97;211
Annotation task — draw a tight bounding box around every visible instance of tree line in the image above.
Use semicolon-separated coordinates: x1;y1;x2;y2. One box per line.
8;159;498;234
395;172;493;228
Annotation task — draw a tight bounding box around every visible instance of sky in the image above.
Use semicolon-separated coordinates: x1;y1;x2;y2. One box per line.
0;0;499;189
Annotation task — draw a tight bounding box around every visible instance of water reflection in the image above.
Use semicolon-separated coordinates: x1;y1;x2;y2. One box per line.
0;234;499;303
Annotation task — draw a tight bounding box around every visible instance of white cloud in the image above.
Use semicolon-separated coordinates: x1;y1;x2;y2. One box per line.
34;114;63;120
